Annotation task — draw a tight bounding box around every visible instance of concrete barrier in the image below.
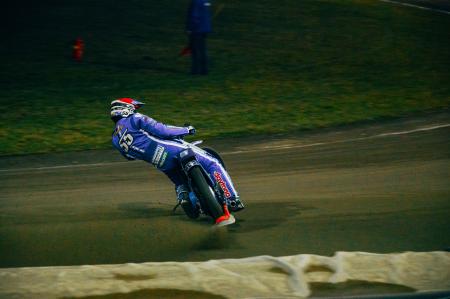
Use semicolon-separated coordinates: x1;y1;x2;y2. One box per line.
1;251;449;298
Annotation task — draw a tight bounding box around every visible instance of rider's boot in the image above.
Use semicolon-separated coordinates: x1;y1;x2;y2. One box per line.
176;184;199;219
215;204;236;227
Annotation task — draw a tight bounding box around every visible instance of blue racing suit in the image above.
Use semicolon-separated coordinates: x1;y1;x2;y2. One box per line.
112;113;239;202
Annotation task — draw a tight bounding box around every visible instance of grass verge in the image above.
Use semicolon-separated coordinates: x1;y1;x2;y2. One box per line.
0;0;449;155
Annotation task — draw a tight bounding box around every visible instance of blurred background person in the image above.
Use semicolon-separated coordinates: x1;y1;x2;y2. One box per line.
186;0;212;75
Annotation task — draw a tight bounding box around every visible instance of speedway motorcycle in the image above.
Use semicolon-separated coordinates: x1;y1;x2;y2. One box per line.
172;138;236;225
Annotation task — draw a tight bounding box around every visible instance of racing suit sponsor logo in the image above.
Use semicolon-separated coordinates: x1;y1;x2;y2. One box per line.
152;145;166;167
113;125;123;137
131;145;145;153
214;171;232;198
159;152;168;167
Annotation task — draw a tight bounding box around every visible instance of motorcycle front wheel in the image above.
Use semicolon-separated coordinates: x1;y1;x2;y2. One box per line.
189;166;223;220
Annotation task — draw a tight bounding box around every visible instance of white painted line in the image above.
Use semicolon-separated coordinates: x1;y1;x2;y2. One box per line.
375;123;450;137
379;0;450;15
224;123;450;155
224;142;327;155
0;123;448;174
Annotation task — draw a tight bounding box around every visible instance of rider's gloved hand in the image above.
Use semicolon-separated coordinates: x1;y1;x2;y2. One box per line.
187;125;196;135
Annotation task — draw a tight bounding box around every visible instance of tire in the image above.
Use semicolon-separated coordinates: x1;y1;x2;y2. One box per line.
181;200;200;219
189;166;223;220
203;147;226;169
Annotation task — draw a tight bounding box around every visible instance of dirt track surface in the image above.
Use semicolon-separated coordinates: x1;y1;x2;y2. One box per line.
0;112;449;268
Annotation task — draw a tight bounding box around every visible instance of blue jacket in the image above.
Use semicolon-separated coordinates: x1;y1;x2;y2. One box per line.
112;113;189;164
186;0;212;33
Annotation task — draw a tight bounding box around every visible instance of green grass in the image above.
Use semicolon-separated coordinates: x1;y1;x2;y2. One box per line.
0;0;449;155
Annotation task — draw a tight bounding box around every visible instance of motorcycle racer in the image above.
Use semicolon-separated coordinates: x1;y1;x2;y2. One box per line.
110;98;244;223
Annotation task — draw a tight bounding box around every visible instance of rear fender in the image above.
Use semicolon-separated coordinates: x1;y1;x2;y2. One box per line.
179;148;199;173
203;147;226;169
179;148;215;187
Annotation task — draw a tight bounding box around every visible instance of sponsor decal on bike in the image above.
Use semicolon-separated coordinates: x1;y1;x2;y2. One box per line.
214;171;232;198
152;145;166;166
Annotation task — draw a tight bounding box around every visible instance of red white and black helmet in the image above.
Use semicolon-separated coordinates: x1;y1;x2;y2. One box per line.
110;98;144;121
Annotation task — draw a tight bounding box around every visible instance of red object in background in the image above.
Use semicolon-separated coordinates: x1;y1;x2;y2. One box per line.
72;38;84;62
179;46;191;56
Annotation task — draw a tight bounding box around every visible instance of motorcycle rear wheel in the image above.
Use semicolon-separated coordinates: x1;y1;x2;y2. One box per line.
189;166;223;220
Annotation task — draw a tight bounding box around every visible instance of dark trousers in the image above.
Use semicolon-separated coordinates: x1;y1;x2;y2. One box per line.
189;33;208;75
